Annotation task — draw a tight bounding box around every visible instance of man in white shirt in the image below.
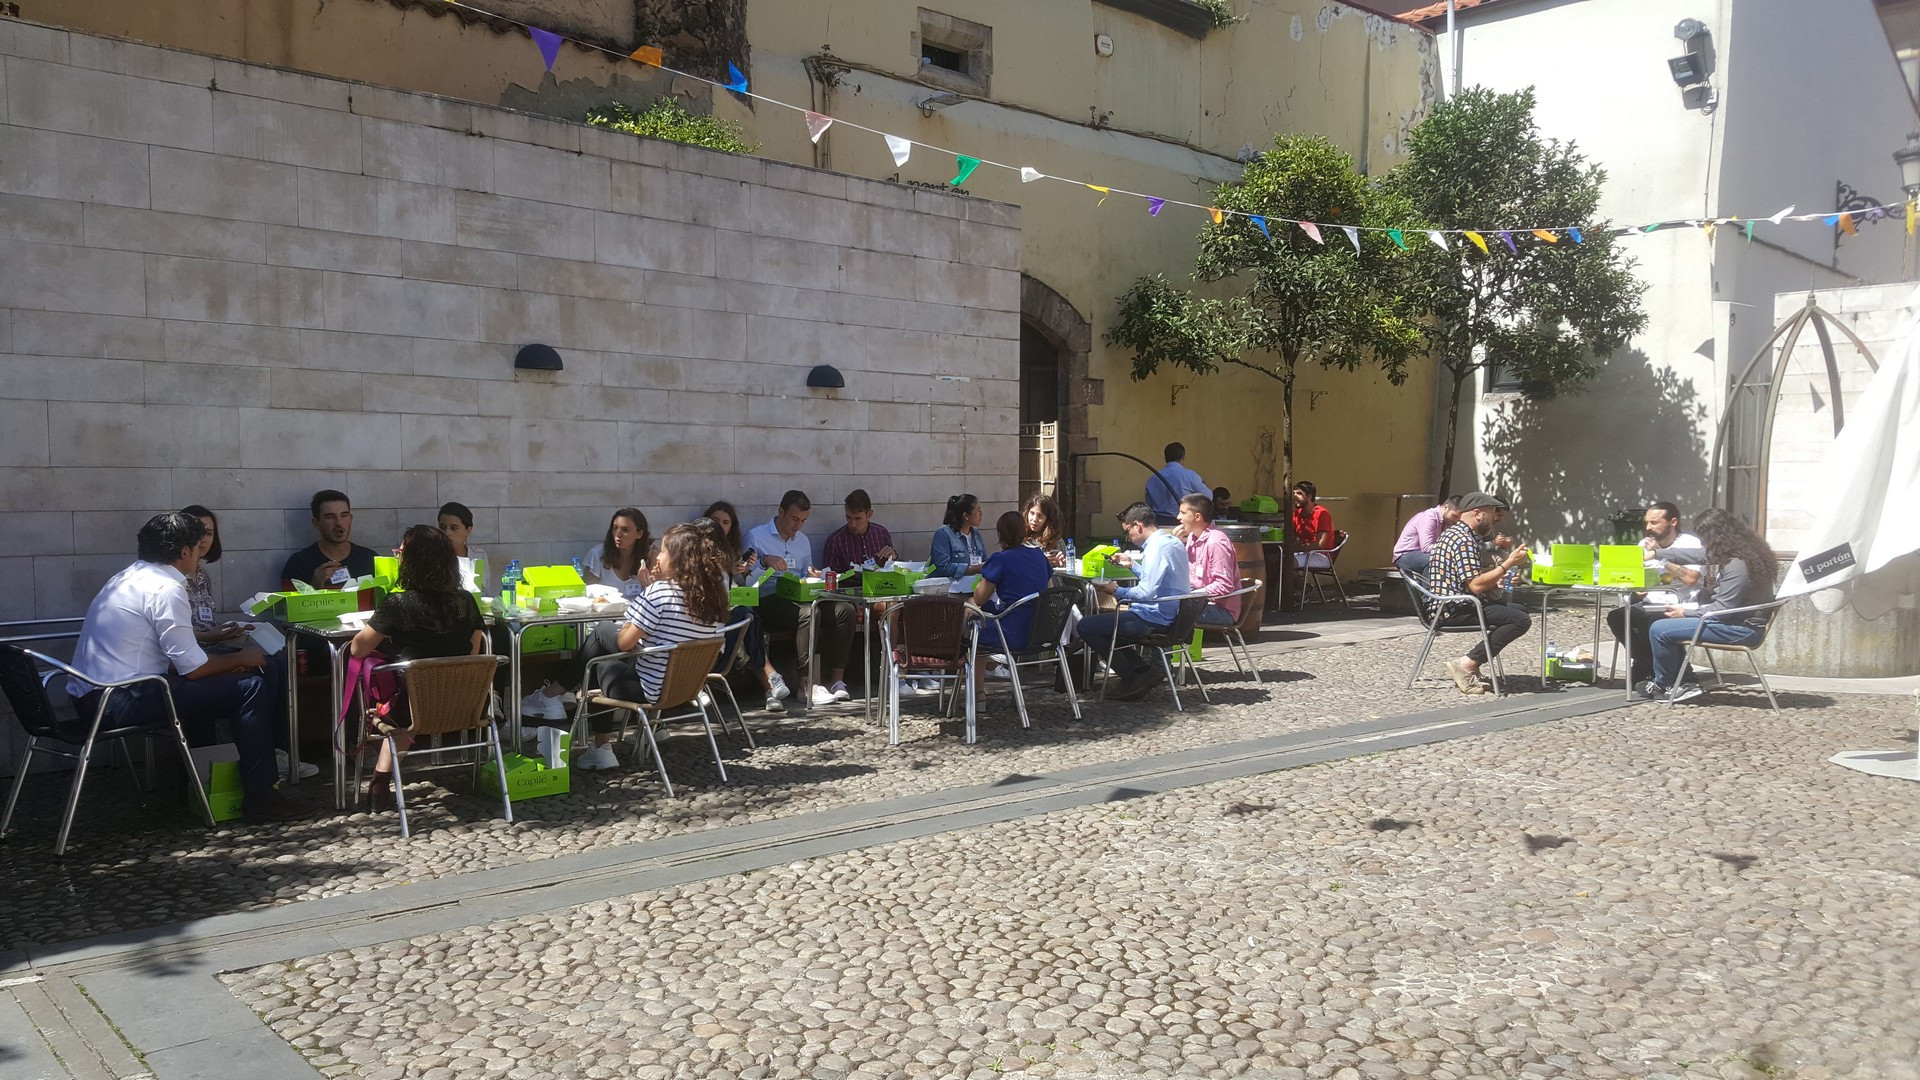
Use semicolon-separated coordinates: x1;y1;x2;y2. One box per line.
744;490;854;708
1606;501;1703;686
70;513;302;823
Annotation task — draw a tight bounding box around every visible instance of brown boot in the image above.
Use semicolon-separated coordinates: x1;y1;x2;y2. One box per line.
367;771;394;810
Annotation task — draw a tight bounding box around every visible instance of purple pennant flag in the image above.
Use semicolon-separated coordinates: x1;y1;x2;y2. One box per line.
529;27;563;72
1496;230;1517;254
1147;198;1166;217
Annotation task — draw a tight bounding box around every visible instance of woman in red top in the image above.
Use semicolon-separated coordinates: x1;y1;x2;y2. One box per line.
1291;481;1335;550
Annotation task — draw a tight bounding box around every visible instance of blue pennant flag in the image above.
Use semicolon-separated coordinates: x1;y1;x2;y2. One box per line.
725;61;749;94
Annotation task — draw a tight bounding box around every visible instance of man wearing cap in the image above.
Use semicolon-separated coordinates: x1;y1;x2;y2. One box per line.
1424;492;1533;694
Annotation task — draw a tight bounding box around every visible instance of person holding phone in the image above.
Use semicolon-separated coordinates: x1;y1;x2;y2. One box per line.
703;501;787;712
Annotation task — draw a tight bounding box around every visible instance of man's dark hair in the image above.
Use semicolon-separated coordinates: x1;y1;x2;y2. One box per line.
1118;501;1157;529
138;512;207;565
1164;442;1185;464
1293;480;1317;500
1649;501;1680;524
779;490;811;513
438;501;474;528
310;489;350;519
1181;493;1216;523
843;489;872;513
1212;486;1230;500
180;504;222;563
1442;495;1461;510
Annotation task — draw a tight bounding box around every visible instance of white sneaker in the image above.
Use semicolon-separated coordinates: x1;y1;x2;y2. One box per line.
276;750;320;780
830;681;851;702
908;677;941;697
986;664;1012;681
810;683;837;707
767;672;791;701
575;744;620;770
763;693;785;714
521;688;565;720
696;690;713;708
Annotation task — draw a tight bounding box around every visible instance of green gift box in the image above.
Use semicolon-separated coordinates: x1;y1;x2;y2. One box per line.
729;585;760;608
861;567;927;597
515;565;587;611
1596;545;1652;588
190;746;246;822
775;573;825;602
1530;544;1596;586
1262;527;1286;543
1239;495;1280;514
373;554;399;583
518;624;577;655
478;748;570;803
250;587;375;623
1545;656;1596;683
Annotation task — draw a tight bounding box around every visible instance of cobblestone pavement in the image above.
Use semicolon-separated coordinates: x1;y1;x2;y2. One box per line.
0;612;1872;953
218;689;1919;1080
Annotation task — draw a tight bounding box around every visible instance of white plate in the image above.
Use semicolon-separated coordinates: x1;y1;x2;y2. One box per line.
337;610;373;627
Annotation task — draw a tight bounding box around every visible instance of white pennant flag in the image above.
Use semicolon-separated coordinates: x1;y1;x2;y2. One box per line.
885;134;912;168
1766;204;1795;225
1341;226;1361;254
1426;230;1449;251
1020;167;1043;183
804;111;834;144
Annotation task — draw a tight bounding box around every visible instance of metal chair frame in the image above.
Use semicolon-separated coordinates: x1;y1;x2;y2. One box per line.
969;586;1084;735
1097;590;1214;712
1400;570;1507;696
1297;530;1351;608
1666;599;1791;716
703;616;760;750
884;595;975;746
1;644;214;855
350;654;511;839
1198;579;1263;683
583;636;730;796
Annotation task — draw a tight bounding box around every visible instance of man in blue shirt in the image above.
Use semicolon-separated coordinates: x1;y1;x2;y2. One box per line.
1077;502;1191;699
1145;442;1210;525
745;490;855;708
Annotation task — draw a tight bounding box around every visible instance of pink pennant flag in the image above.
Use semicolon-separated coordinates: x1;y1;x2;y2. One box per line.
804;111;834;144
529;27;564;72
1297;220;1323;244
1340;226;1361;254
884;135;912;168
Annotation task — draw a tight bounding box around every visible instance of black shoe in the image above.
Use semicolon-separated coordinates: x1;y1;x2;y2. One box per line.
242;790;307;824
1112;671;1165;701
1666;682;1704;704
1634;679;1666;700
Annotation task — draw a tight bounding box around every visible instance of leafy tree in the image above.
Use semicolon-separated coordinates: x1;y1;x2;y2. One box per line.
586;98;759;154
1382;86;1646;499
1108;135;1420;503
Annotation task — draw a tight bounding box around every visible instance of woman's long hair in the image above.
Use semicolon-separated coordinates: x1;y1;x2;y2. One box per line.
1023;492;1064;553
180;503;222;563
397;524;462;594
701;500;744;559
943;493;979;532
1693;508;1778;596
600;508;652;578
657;522;731;624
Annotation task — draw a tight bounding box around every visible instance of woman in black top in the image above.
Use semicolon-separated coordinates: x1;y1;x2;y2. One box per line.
350;524;487;806
1645;508;1778;701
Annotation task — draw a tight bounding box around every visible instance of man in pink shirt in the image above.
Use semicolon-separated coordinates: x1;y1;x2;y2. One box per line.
1393;495;1460;576
1178;494;1241;626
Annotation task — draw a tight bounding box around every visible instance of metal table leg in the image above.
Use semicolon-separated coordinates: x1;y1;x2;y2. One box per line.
329;640;348;808
284;645;301;788
508;624;525;745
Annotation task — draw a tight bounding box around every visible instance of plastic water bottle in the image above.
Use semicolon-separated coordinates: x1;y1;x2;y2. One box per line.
571;556;585;579
499;569;516;617
1065;537;1078;576
1547;639;1557;660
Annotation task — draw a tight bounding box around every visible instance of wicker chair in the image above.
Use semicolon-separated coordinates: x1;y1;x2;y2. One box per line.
353;654;510;839
885;595;975;745
970;585;1084;733
0;643;214;855
1400;569;1506;696
587;636;728;796
1198;578;1263;683
703;616;759;750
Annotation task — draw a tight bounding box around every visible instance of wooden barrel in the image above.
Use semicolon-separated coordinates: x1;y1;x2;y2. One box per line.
1217;525;1268;632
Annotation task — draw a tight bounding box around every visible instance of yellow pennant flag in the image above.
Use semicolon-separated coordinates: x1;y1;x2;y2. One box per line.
1531;229;1559;243
630;45;663;66
1087;184;1110;206
1701;221;1717;244
1908;200;1916;236
1463;230;1488;254
1837;212;1857;236
1209;207;1223;225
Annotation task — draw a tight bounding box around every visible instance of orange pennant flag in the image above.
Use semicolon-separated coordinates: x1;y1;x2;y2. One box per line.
1837;212;1857;236
630;45;663;66
1209;207;1223;225
1463;230;1488;254
1087;184;1110;206
1531;229;1559;243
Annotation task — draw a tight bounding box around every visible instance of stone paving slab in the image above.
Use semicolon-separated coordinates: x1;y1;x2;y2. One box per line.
219;693;1919;1080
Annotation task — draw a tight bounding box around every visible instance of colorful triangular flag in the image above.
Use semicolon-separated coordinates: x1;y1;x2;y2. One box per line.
1341;226;1361;254
1497;231;1517;253
1767;205;1794;225
1298;220;1323;244
630;45;663;66
804;111;834;144
950;155;981;186
724;61;748;94
885;135;912;168
1745;219;1754;243
1531;229;1559;243
1020;167;1043;183
1463;230;1488;254
1147;198;1166;217
1567;227;1584;244
1837;212;1856;236
1701;221;1717;243
529;27;563;72
1386;229;1407;250
1088;185;1110;206
1426;230;1448;251
1250;214;1271;239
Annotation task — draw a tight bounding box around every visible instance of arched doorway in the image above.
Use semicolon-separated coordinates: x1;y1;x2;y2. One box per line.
1020;275;1097;535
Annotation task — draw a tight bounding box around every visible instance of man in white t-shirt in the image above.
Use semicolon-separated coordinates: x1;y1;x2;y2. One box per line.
1607;501;1703;686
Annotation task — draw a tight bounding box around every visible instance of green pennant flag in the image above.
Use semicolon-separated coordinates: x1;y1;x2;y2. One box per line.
1387;228;1408;251
1744;219;1754;243
950;155;981;186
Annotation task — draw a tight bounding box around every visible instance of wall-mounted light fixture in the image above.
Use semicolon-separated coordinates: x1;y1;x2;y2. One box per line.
914;91;967;117
806;364;846;389
1669;19;1718;113
514;343;563;371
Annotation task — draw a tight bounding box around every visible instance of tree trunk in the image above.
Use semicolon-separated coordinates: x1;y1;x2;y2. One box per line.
1278;366;1298;612
1436;364;1470;499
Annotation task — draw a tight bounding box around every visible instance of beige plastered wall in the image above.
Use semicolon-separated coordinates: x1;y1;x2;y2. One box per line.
27;0;1441;572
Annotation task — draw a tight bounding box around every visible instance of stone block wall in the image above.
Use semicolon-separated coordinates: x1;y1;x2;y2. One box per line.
0;20;1021;624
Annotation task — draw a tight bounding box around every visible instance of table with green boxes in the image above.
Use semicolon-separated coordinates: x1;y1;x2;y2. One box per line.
1522;542;1659;701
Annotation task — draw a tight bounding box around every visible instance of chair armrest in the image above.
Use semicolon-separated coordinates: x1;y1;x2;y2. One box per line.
1698;598;1790;619
372;655;509;677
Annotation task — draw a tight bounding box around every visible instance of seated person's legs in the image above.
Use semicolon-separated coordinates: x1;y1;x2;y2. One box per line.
817;602;857;692
166;669;280;808
1646;616;1702;692
1393;551;1430;576
1076;610;1156;677
1196;604;1237;628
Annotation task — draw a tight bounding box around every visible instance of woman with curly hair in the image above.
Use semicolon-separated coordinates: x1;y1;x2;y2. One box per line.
350;523;487;806
1643;507;1779;702
1023;492;1067;568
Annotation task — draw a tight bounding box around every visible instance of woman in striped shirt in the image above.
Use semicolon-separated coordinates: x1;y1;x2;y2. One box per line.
577;522;731;770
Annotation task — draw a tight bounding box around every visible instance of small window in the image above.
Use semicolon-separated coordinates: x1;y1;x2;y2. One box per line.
915;9;991;96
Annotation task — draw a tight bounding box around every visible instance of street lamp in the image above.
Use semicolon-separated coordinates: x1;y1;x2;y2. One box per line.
1895;132;1920;278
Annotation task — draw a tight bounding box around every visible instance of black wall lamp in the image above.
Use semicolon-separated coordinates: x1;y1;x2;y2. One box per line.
515;343;563;371
805;364;846;389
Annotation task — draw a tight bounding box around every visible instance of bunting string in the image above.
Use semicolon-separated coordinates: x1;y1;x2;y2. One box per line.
438;0;1920;253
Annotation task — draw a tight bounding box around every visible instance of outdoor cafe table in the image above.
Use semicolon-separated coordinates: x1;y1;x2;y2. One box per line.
1516;582;1650;702
273;617;357;806
497;607;618;745
808;589;899;725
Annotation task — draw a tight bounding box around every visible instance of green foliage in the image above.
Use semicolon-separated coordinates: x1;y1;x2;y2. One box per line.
1381;86;1646;495
1189;0;1243;28
585;98;758;154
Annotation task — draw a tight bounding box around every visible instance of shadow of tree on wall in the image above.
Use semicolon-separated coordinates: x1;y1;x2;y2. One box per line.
1479;349;1711;540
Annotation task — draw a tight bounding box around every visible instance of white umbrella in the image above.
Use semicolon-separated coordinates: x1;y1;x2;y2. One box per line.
1776;291;1920;618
